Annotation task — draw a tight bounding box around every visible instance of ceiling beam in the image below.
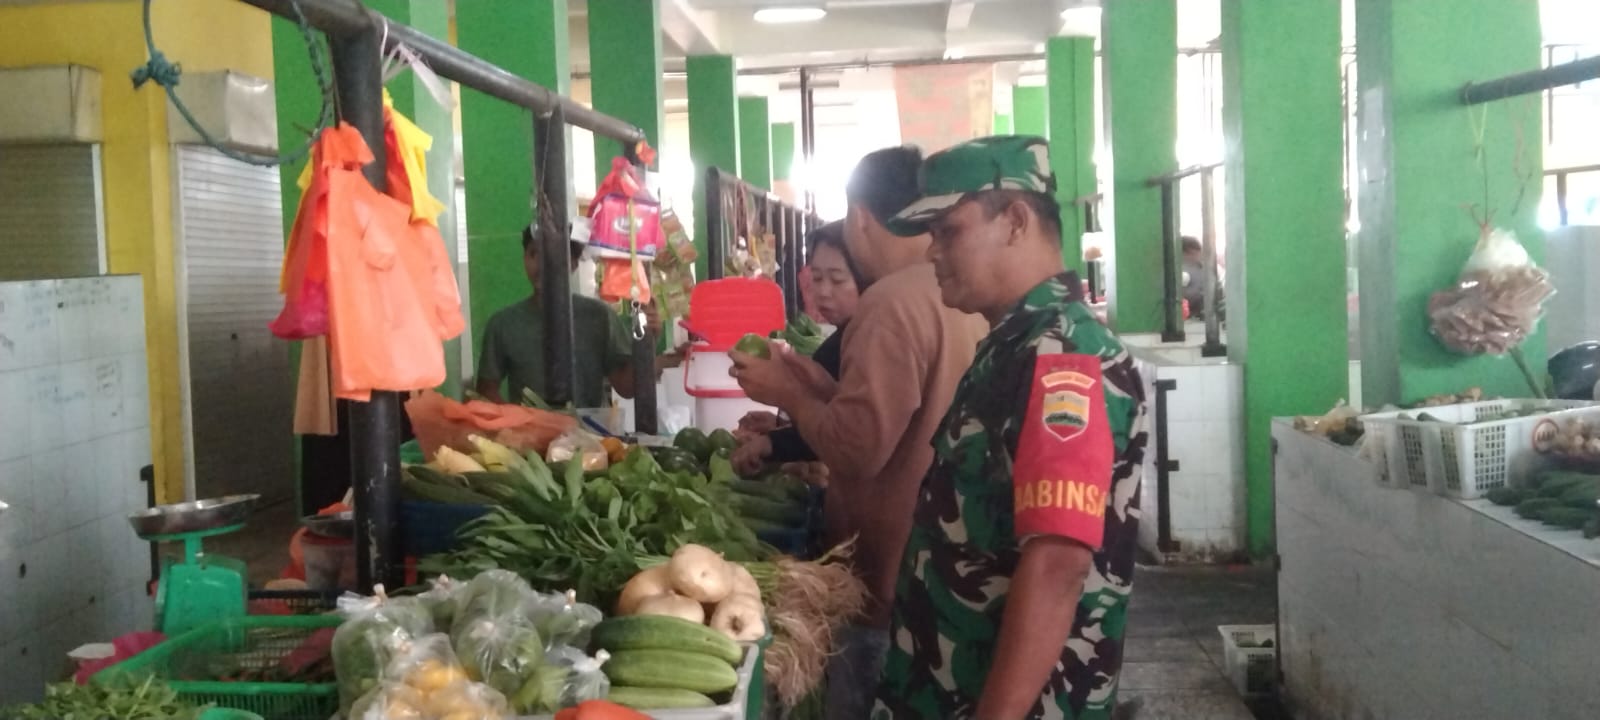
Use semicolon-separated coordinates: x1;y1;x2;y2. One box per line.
660;0;720;55
946;0;977;34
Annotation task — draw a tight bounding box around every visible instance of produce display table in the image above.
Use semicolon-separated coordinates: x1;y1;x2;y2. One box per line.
1273;422;1600;720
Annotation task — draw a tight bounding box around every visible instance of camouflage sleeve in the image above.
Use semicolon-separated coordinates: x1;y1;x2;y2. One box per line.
1010;352;1114;549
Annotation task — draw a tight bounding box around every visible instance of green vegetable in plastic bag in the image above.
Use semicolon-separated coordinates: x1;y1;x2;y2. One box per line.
332;592;435;714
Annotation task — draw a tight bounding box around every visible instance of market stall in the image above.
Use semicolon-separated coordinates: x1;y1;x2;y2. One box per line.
703;166;820;319
0;2;863;718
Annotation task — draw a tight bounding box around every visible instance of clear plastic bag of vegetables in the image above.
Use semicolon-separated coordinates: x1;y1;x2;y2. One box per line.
526;589;604;650
1427;227;1554;356
501;645;612;714
417;574;464;630
350;633;510;720
452;612;545;706
333;588;436;713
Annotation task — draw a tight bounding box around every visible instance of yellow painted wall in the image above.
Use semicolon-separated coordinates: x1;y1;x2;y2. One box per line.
0;0;273;503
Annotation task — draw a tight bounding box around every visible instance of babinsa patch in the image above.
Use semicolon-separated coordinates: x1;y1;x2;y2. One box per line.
1041;370;1095;441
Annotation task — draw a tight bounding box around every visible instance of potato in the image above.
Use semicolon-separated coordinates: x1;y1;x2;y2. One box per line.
616;564;673;615
669;544;733;604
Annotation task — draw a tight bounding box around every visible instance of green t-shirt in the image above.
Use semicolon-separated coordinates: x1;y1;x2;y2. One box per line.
476;295;633;407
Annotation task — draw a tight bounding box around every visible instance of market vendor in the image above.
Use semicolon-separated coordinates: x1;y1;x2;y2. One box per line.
729;146;988;719
870;136;1148;719
474;224;663;407
731;220;865;475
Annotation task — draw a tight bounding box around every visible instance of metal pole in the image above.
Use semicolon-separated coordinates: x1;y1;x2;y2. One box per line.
1461;55;1600;105
1556;172;1570;227
239;0;646;145
535;107;576;406
706;167;726;280
623;143;659;436
1200;169;1225;358
786;206;801;319
1159;182;1184;343
328;25;401;592
799;67;817;215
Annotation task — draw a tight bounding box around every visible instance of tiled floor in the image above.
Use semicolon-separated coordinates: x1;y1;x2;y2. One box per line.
1117;564;1283;720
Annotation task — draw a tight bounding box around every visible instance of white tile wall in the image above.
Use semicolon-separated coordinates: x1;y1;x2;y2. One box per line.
1274;423;1600;719
1141;357;1247;557
0;276;152;706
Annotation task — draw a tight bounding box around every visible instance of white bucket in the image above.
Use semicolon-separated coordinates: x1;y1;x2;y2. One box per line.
684;347;774;432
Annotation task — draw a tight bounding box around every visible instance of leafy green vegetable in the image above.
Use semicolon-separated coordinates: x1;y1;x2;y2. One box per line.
1;678;203;720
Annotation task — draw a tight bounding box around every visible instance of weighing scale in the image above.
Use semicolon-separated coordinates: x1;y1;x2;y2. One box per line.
127;494;260;638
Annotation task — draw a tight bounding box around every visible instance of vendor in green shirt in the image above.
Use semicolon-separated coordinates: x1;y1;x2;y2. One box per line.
474;225;663;407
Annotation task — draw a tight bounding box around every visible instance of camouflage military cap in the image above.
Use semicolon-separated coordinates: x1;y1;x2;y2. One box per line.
886;135;1057;237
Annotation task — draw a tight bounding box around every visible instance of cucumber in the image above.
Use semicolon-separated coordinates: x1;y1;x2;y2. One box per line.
731;493;807;526
401;471;495;505
591;615;743;666
740;517;793;535
605;686;718;710
602;649;740;695
731;478;808;503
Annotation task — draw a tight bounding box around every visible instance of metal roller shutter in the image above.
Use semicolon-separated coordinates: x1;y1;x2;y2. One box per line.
173;145;293;503
0;144;104;281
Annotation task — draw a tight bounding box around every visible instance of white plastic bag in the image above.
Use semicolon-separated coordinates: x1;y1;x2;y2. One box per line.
1428;228;1553;356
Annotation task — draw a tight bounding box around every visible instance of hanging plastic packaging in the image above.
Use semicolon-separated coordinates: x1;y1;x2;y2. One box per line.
1427;228;1554;356
588;157;664;259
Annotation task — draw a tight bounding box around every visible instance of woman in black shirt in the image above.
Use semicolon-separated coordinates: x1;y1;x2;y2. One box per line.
732;221;863;473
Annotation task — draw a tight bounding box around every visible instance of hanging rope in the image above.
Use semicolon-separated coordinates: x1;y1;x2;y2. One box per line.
132;0;336;167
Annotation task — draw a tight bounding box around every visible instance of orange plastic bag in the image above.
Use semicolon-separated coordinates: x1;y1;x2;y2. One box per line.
270;127;364;339
404;390;577;460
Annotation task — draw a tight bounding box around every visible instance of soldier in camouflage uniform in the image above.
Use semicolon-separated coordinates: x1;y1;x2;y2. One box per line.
871;136;1148;720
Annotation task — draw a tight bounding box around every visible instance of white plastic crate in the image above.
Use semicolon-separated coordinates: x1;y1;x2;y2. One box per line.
1361;400;1600;498
1218;624;1276;697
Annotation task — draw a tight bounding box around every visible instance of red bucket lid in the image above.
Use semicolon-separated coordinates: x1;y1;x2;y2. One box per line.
682;278;786;347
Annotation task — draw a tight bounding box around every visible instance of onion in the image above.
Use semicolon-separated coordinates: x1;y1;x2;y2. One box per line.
669;544;733;604
729;563;761;601
636;593;706;624
616;564;673;615
709;592;766;642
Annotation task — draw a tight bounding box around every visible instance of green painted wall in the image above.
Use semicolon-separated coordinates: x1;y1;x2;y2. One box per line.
1012;85;1048;137
771;122;796;182
588;0;663;182
1355;0;1544;405
738;97;772;190
1048;36;1096;272
457;0;568;363
1222;0;1347;555
1103;0;1176;333
993;113;1013;134
687;55;739;281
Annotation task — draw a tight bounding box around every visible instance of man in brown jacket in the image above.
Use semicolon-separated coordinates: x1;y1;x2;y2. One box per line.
731;145;988;718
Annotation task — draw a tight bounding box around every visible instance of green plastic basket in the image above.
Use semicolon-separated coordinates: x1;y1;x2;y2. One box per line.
96;615;339;720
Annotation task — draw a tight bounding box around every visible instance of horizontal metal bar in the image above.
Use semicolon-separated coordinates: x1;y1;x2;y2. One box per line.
1068;192;1103;206
1544;163;1600;177
239;0;646;144
1461;56;1600;105
1146;162;1222;187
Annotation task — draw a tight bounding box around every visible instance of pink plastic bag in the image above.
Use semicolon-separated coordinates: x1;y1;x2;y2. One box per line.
75;631;166;684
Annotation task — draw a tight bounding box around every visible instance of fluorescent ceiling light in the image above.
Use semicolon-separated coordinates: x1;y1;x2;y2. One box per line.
755;6;827;24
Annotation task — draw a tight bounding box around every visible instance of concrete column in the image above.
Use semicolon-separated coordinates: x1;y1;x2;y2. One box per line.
457;0;568;354
1048;36;1096;271
366;0;459;397
588;0;664;182
1012;85;1048;138
771;122;796;183
1221;0;1347;555
687;55;740;280
738;96;772;190
1355;0;1544;404
1102;0;1177;333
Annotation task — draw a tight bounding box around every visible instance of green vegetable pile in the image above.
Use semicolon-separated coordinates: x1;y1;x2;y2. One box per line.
729;472;813;537
771;315;825;357
417;446;766;607
1487;470;1600;537
0;678;204;720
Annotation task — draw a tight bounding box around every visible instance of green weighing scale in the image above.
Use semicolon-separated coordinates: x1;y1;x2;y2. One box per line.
127;494;261;638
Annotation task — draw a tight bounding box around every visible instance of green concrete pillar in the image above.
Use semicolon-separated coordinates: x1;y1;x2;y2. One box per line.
457;0;568;360
738;96;772;190
1103;0;1176;333
1012;85;1048;138
771;122;796;183
1047;36;1095;272
367;0;460;397
1221;0;1346;555
588;0;663;182
687;55;739;281
993;113;1013;134
1355;0;1544;405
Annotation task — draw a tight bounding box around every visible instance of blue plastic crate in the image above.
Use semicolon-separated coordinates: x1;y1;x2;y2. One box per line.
399;500;490;557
